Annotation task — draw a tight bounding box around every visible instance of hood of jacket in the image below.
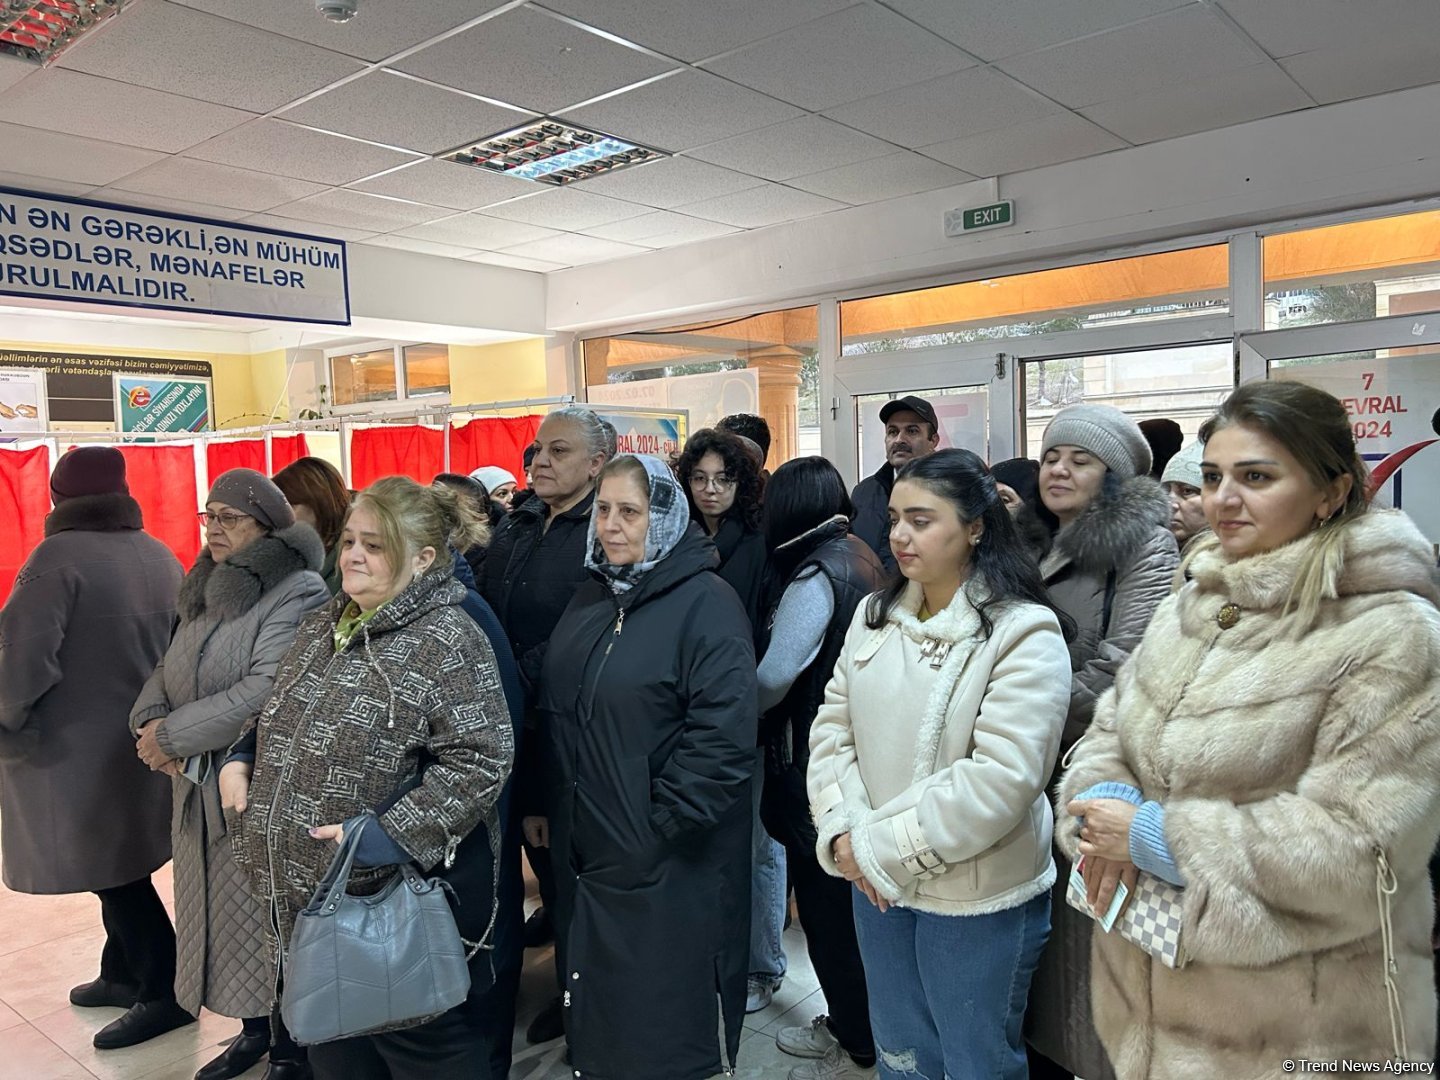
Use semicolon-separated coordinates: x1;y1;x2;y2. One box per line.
597;522;720;612
44;492;143;536
339;562;467;648
178;522;324;622
1052;474;1169;575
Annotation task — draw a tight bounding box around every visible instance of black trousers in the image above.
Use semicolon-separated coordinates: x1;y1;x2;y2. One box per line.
307;1003;487;1080
94;875;176;1004
466;784;526;1078
519;722;561;993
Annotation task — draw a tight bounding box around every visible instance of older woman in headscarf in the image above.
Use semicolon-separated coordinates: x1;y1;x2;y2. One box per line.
533;454;759;1080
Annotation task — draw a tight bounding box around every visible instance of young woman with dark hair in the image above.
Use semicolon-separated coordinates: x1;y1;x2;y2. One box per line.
272;457;352;595
757;457;885;1080
809;448;1073;1080
676;428;767;631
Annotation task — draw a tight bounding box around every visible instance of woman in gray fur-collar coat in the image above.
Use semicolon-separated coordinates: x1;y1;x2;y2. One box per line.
129;470;328;1073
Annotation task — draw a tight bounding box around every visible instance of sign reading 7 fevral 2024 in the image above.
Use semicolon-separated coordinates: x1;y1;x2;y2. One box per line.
0;186;350;325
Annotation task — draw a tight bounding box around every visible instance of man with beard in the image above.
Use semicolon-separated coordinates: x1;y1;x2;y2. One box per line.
849;395;940;573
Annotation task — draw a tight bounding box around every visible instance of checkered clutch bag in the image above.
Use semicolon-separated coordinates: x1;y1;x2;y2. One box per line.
1066;863;1190;969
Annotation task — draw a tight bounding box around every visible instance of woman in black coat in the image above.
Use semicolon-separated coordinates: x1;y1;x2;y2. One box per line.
536;454;758;1080
675;427;767;632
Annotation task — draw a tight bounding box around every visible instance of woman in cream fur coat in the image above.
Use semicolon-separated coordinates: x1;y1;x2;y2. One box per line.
809;449;1074;1080
1059;380;1440;1079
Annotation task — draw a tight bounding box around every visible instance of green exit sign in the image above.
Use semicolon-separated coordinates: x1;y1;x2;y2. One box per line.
945;200;1015;237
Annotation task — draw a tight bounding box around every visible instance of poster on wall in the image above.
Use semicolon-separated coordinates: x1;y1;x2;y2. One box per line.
0;368;47;434
115;375;212;433
0;349;213;425
588;369;759;432
590;407;688;459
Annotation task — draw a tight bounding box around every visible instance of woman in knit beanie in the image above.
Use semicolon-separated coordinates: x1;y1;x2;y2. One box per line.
1024;404;1179;1080
1160;440;1210;551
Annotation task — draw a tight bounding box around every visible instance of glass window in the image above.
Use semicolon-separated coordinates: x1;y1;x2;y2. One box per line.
1263;209;1440;329
403;343;450;397
841;246;1229;355
330;349;397;406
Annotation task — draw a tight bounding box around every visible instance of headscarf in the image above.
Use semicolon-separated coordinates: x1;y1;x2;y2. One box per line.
585;454;691;593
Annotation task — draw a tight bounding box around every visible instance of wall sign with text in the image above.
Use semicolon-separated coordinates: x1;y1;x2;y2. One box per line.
116;375;212;433
0;349;213;425
0;186;349;324
0;368;47;434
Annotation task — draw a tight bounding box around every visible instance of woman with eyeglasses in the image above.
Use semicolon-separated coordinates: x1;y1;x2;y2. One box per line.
130;469;329;1080
675;428;767;632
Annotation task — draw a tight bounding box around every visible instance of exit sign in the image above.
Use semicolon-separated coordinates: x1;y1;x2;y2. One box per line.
944;200;1015;237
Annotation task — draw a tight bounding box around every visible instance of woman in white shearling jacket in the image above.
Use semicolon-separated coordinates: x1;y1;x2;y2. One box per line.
809;449;1073;1080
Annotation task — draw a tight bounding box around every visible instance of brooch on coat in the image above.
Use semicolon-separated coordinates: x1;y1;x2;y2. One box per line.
1216;603;1242;629
918;638;953;669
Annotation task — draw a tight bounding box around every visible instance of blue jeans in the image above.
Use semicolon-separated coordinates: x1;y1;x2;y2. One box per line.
749;756;787;983
851;890;1050;1080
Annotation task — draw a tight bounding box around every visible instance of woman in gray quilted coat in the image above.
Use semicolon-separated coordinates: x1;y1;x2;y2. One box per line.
130;468;329;1080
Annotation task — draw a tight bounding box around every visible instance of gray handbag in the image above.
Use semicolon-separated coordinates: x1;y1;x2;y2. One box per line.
281;816;472;1045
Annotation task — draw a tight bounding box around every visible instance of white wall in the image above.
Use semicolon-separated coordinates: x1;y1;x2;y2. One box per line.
347;246;546;337
547;82;1440;332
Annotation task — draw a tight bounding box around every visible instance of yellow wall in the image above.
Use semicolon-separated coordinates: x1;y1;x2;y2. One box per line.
247;348;291;424
448;338;548;406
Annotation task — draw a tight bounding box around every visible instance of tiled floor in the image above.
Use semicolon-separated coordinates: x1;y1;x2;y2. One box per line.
1;859;824;1080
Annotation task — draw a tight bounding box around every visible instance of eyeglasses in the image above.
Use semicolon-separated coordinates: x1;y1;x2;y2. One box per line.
689;473;736;492
197;510;253;530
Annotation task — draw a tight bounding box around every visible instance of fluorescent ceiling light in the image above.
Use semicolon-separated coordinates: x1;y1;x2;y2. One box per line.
442;121;665;187
1;0;134;65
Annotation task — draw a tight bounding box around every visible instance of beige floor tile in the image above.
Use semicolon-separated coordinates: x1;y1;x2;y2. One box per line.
0;925;108;1021
0;888;103;958
32;1004;238;1080
134;1045;266;1080
0;996;25;1032
0;1022;93;1079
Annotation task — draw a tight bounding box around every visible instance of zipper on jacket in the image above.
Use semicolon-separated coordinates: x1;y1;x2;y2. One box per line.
603;605;625;656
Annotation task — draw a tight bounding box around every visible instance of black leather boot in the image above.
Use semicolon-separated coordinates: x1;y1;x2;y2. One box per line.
195;1031;270;1080
69;978;139;1009
92;999;196;1050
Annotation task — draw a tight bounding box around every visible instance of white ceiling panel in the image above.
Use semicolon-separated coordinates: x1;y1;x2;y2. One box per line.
0;53;34;94
880;0;1194;63
358;235;484;259
496;233;652;266
701;5;975;111
183;121;424;186
1279;40;1440;106
585;210;735;244
466;251;569;272
559;70;804;153
1216;0;1440;59
85;190;251;221
242;214;377;243
676;184;846;228
349;160;538;212
395;7;678;115
536;0;856;63
997;6;1263;109
108;158;326;213
58;1;363;113
394;214;563;250
567;156;764;209
0;123;165;187
788;151;974;204
0;173;95;198
480;188;649;231
922;112;1126;176
823;67;1062;149
0;69;253;153
278;71;537;156
641;222;742;247
1082;62;1312;144
265;189;451;232
687;115;896;182
170;0;505;63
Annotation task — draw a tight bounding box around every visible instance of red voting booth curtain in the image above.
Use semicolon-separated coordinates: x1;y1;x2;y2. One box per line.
0;446;54;607
205;435;310;487
350;426;445;490
117;445;201;570
450;416;542;486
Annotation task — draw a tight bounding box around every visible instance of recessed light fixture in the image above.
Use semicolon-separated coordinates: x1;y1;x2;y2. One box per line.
442;121;666;187
1;0;133;65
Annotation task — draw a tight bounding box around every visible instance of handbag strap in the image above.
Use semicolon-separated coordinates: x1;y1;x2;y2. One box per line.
313;816;370;913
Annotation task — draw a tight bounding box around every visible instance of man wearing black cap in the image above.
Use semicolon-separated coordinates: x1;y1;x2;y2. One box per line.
850;395;940;573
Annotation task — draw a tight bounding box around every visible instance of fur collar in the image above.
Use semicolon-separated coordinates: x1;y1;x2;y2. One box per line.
1050;475;1169;574
44;493;142;536
1186;509;1440;611
178;523;323;622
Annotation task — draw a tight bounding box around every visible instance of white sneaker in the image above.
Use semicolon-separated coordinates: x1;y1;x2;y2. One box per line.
745;975;778;1014
787;1044;876;1080
776;1013;840;1059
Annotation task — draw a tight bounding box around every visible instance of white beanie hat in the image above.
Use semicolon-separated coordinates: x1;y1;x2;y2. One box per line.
1161;440;1205;489
1040;404;1151;478
469;466;517;493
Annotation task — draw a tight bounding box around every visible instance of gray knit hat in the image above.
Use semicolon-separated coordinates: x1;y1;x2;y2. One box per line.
207;468;295;530
1161;440;1205;489
1040;404;1151;478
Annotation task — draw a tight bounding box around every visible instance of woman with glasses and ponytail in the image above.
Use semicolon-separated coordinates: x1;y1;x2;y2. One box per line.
676;428;767;631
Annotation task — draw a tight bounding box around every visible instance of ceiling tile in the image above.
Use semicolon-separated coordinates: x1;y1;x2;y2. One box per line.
701;5;975;111
823;67;1062;149
395;7;677;115
480;189;653;231
0;53;35;94
242;214;377;243
566;156;764;209
642;221;743;247
0;173;96;198
586;210;715;242
265;189;452;232
496;233;652;266
184;121;423;186
1081;62;1313;143
881;0;1193;62
0;69;253;153
85;190;252;221
676;184;847;228
687;116;896;182
922;113;1126;176
58;1;364;113
349;160;538;211
788;151;974;204
536;0;855;62
279;71;537;155
394;215;563;249
358;235;484;259
997;6;1263;108
0;123;165;187
1216;0;1440;59
559;70;803;153
466;251;569;272
1278;40;1440;105
109;158;326;213
170;0;506;63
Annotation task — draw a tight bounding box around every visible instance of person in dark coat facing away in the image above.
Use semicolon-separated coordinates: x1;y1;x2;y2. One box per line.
0;447;182;1023
535;454;759;1080
850;395;940;574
